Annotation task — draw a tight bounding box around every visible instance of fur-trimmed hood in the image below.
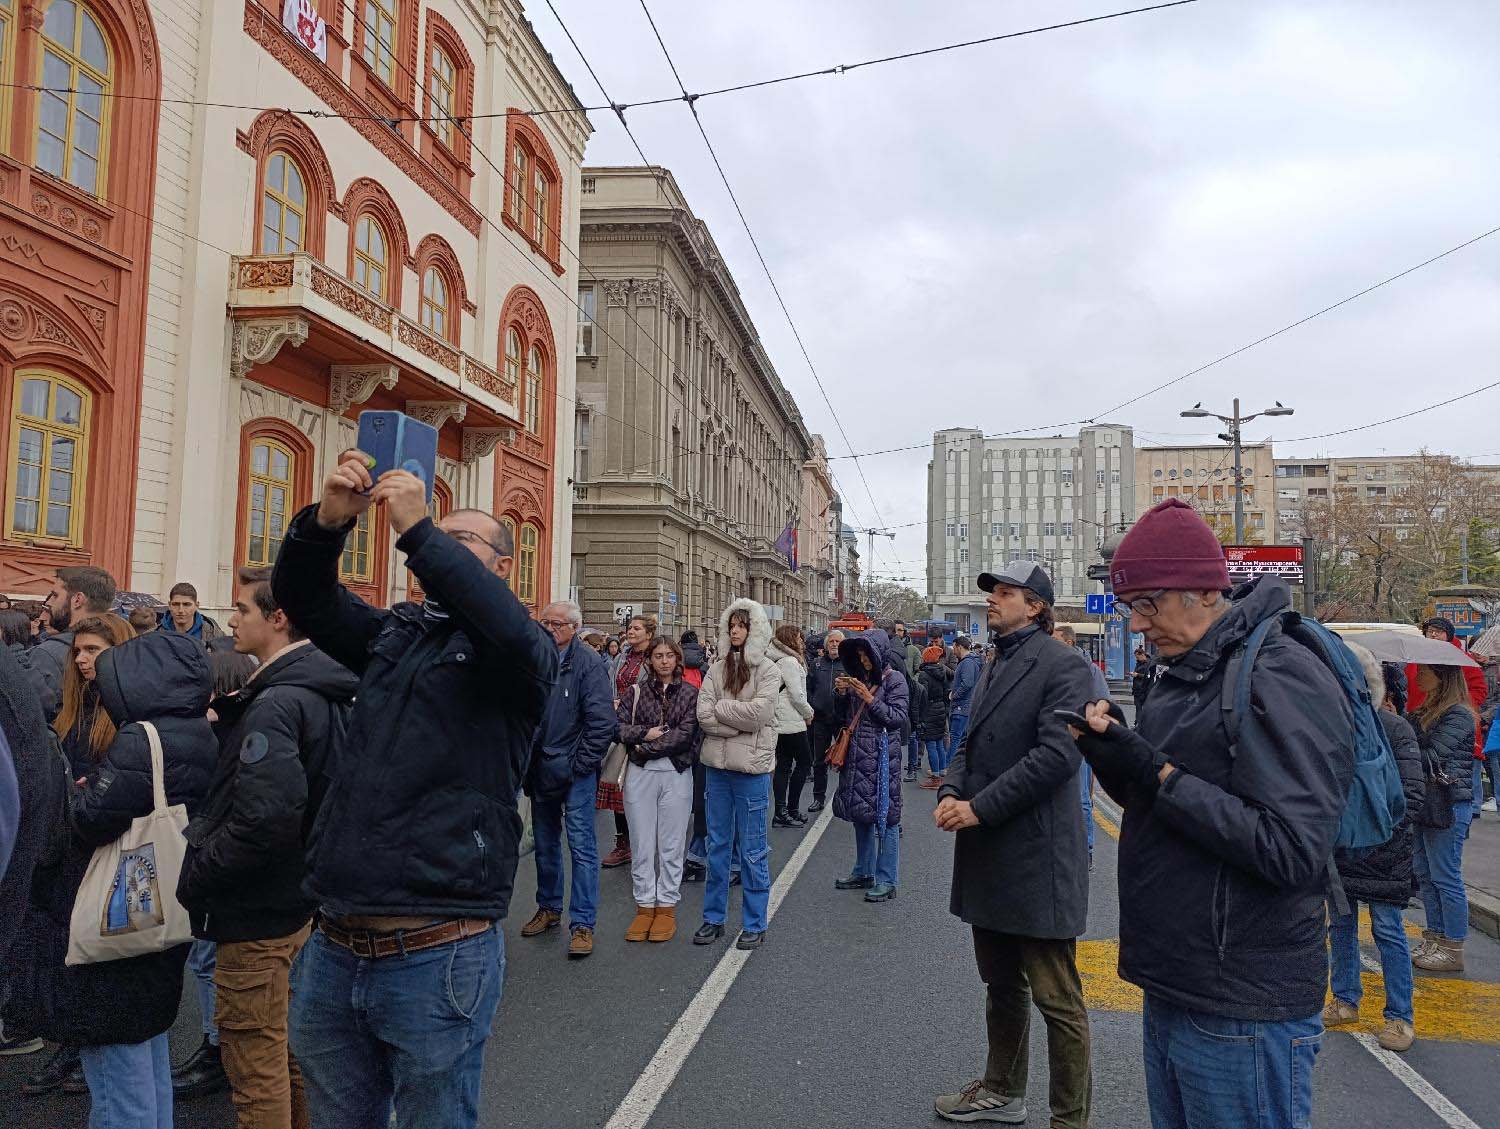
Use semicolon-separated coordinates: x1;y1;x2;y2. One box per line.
717;598;773;668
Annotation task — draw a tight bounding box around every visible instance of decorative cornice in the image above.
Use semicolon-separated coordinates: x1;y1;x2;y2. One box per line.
396;315;460;371
604;279;630;308
329;363;398;413
463;355;515;405
230;316;309;379
462;427;511;462
405;399;468;431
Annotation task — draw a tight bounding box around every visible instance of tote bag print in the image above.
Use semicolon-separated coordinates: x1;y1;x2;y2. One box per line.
67;721;193;965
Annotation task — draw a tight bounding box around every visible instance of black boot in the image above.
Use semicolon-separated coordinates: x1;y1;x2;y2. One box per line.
172;1035;228;1098
772;809;796;828
21;1045;80;1095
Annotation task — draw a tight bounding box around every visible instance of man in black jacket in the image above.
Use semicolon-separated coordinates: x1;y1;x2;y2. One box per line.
176;567;356;1125
933;562;1094;1128
273;453;557;1129
805;629;843;812
1073;499;1354;1129
16;566;115;720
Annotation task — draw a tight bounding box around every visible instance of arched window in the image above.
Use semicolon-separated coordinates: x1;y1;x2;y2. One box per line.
362;0;398;86
508;144;526;226
428;44;456;147
531;164;547;243
6;371;90;545
517;521;538;605
340;509;374;582
353;213;389;299
36;0;111;195
504;327;521;391
244;437;294;566
419;266;449;338
261;151;307;253
525;345;543;434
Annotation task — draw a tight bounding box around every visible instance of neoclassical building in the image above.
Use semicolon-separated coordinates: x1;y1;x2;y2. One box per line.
571;166;816;636
0;0;589;614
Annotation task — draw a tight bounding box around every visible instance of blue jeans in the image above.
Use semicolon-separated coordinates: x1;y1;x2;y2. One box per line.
289;925;504;1129
906;732;920;771
1473;759;1485;820
79;1033;171;1129
531;772;600;930
852;822;899;886
703;767;771;933
948;711;969;764
924;739;947;775
1142;992;1321;1129
1080;764;1094;852
1414;803;1471;941
1327;900;1414;1023
187;938;218;1044
687;835;740;873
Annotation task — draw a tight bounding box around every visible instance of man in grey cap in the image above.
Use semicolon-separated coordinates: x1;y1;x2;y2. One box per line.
932;561;1095;1127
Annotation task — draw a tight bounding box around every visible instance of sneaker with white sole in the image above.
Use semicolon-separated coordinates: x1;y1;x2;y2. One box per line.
935;1080;1027;1123
1322;999;1359;1027
1377;1018;1415;1052
0;1024;43;1056
1483;797;1498;813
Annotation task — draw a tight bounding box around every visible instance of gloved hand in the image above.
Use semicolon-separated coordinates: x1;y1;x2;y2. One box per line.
1071;701;1175;795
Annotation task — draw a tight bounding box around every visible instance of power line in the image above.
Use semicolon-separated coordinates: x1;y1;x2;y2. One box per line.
1278;380;1500;443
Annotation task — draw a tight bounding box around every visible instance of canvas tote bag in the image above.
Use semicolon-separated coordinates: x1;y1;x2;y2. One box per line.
66;721;192;966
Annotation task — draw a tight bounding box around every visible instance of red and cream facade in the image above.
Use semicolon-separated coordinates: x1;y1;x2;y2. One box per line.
0;0;588;614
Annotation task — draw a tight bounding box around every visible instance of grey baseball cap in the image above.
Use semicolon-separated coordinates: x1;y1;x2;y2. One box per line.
977;560;1056;606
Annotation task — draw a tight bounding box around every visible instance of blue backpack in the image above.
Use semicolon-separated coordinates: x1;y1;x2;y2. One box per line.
1223;610;1406;852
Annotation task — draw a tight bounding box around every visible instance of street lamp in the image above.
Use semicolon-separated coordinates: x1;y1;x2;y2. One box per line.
1179;398;1294;543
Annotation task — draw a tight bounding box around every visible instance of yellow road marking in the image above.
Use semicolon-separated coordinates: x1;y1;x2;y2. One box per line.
1093;807;1119;841
1075;939;1500;1044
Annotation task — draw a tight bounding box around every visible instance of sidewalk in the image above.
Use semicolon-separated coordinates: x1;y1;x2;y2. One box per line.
1466;805;1500;940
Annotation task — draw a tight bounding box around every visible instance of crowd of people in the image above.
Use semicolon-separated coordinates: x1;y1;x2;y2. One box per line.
0;468;1497;1129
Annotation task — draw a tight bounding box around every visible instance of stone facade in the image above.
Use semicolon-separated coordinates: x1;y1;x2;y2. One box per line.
1136;443;1278;544
570;167;817;638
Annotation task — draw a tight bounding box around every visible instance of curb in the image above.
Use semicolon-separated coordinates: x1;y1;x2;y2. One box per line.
1468;885;1500;941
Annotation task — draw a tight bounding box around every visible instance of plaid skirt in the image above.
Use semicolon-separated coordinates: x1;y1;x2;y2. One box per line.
595;780;625;813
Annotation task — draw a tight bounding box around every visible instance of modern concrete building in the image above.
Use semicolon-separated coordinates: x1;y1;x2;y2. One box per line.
1274;453;1500;540
926;424;1135;632
1;0;589;617
1136;443;1278;543
570;166;815;636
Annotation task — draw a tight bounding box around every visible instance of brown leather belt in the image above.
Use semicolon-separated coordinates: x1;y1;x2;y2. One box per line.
318;915;492;960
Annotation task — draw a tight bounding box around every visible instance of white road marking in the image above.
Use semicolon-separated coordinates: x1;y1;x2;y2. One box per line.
603;802;837;1129
1350;1033;1481;1129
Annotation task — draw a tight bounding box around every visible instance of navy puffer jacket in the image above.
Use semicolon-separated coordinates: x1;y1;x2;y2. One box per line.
1407;704;1476;807
832;631;909;828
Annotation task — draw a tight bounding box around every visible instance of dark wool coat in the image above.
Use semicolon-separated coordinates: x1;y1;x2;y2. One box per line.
617;674;700;773
832;632;909;829
4;632;215;1047
937;626;1095;939
0;644;57;979
916;661;951;742
1335;710;1425;906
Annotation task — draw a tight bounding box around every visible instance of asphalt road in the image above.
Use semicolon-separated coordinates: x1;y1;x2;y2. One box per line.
4;782;1497;1128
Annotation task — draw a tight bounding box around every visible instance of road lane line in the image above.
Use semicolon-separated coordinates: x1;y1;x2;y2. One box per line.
1350;1033;1481;1129
603;802;836;1129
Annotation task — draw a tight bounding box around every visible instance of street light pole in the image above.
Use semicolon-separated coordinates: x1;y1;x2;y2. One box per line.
1180;397;1295;543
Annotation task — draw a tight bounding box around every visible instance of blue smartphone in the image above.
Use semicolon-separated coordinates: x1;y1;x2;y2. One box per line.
355;410;438;505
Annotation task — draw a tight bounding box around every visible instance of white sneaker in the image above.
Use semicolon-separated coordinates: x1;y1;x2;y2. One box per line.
1482;797;1497;813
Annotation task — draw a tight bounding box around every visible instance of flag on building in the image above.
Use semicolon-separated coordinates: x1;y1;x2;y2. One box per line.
774;517;799;572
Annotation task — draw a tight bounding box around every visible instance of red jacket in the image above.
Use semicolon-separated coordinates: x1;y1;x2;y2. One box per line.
1406;639;1487;759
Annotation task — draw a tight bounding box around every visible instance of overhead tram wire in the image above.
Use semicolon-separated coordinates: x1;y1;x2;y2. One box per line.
636;0;893;577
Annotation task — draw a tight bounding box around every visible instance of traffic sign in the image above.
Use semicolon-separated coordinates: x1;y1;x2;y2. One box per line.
1085;593;1116;615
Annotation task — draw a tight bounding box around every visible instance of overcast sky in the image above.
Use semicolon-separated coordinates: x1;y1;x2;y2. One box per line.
531;0;1500;592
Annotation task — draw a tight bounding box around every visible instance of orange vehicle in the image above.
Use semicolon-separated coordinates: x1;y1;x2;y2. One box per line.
826;612;875;634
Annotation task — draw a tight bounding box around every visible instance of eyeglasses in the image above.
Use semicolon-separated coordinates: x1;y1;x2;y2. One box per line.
449;529;510;557
540;619;574;630
1113;589;1169;618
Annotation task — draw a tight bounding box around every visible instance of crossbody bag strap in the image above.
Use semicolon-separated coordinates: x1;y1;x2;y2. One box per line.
141;720;167;813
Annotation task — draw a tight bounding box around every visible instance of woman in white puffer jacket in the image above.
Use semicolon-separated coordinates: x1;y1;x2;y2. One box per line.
769;625;815;828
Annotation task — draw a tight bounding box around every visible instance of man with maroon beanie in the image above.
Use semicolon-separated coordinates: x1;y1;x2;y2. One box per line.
1070;499;1353;1129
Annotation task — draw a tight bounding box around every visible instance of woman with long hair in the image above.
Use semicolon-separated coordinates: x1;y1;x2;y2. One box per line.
832;629;909;903
600;614;657;869
617;636;699;943
0;608;34;648
1408;662;1478;972
694;599;780;950
769;625;815;828
54;615;136;766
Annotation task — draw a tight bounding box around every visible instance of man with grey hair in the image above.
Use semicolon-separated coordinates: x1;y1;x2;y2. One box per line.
521;599;616;958
806;629;845;812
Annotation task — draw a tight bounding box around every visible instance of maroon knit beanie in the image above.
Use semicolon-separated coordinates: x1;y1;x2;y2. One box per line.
1109;498;1230;594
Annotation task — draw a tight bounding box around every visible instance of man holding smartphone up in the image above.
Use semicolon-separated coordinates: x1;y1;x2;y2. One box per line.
272;449;557;1129
932;561;1094;1127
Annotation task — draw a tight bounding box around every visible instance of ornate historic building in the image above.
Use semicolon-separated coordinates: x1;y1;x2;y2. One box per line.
0;0;588;614
571;166;816;636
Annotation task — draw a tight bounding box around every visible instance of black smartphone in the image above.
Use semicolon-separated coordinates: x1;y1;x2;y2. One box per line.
1053;709;1092;730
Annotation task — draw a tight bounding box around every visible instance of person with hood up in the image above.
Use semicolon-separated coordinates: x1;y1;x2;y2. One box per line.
831;629;909;902
770;625;816;828
693;598;781;951
1323;642;1425;1053
7;630;215;1129
680;630;707;689
175;567;357;1124
916;644;951;789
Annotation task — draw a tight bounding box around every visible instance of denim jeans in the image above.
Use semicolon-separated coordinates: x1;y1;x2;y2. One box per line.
1473;759;1485;820
906;733;921;772
948;711;969;763
1142;992;1321;1129
1080;765;1094;852
532;771;600;930
188;938;219;1044
79;1032;172;1129
924;739;947;775
703;767;771;933
289;925;504;1129
1414;803;1471;941
852;822;899;886
1327;900;1414;1023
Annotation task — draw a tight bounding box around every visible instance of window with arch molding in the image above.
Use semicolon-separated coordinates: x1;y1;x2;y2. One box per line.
7;372;90;545
340;509;375;582
419;266;449;338
517;522;538;605
508;144;526;226
428;43;456;147
36;0;111;195
362;0;398;86
531;165;547;243
261;151;307;253
525;346;543;434
244;437;294;566
504;327;521;391
353;214;389;299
